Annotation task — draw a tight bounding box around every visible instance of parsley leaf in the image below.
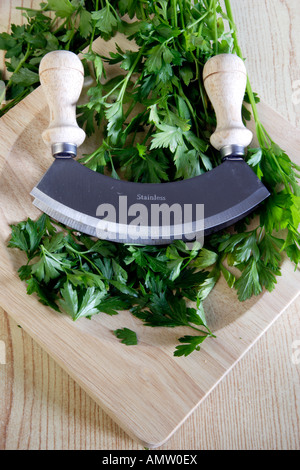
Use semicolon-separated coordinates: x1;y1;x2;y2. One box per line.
59;283;105;320
26;277;60;312
8;214;47;259
46;0;76;18
91;6;118;35
113;328;138;345
150;124;184;154
235;258;262;302
174;335;209;357
194;248;218;270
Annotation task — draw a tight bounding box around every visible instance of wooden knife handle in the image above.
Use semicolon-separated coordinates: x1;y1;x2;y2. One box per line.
203;54;253;151
39;50;86;153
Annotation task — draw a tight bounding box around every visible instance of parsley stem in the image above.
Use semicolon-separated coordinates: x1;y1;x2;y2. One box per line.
66;244;104;278
141;124;155;145
106;1;119;21
224;0;262;127
213;0;218;54
65;12;79;51
172;0;178;28
140;3;146;21
178;85;199;136
224;0;291;192
105;47;144;102
119;47;144;96
41;246;70;270
258;226;265;243
185;11;210;31
0;89;28;117
124;99;138;120
52;19;68;35
7;42;31;89
178;0;185;28
89;0;99;51
188;324;216;337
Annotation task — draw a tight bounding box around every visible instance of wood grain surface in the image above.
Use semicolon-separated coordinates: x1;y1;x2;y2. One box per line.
0;0;300;450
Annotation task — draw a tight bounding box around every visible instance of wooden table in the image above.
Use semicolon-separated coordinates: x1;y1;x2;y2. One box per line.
0;0;299;450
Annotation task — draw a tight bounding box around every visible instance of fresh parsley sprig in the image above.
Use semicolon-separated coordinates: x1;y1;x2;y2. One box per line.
0;0;97;115
8;214;215;356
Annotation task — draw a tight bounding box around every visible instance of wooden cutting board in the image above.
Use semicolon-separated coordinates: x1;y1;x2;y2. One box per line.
0;35;300;448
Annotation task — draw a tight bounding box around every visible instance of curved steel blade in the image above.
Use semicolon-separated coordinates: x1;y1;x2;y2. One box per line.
31;158;270;245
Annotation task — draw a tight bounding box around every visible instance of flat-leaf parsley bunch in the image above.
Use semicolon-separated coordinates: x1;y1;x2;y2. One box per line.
2;0;299;356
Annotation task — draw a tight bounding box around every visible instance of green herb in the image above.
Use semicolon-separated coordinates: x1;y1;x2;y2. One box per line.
114;327;138;345
8;214;215;355
3;0;300;357
0;0;97;115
